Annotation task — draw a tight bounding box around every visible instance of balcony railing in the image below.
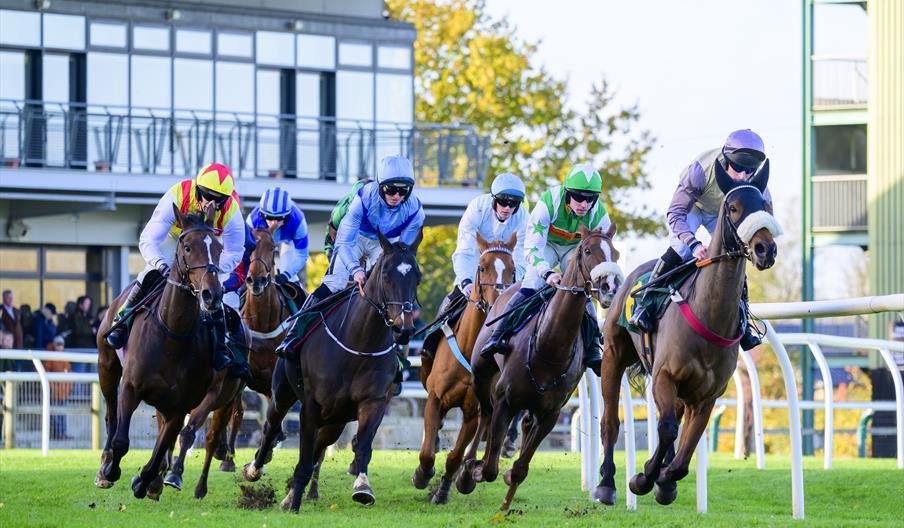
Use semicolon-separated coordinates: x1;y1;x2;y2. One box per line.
812;174;867;232
0;100;489;187
812;56;868;108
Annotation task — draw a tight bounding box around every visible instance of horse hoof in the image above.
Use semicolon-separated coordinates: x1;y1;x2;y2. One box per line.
470;460;485;483
194;485;208;500
163;473;183;491
501;440;517;459
592;485;617;506
431;490;449;505
654;481;678;505
629;473;654;496
455;470;476;495
347;461;358;476
503;469;514;486
94;471;114;489
219;459;236;473
242;462;262;482
131;476;148;499
411;466;434;489
352;485;376;506
146;476;164;501
213;445;228;461
101;463;121;483
280;489;295;511
306;489;319;501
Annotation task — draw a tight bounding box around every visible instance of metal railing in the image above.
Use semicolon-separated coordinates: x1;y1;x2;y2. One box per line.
0;99;489;186
812;56;868;108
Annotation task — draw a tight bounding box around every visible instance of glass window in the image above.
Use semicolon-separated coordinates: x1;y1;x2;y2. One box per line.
0;278;40;308
215;61;254;114
339;43;372;67
377;46;411;70
87;52;128;107
42;13;85;50
133;26;170;51
376;73;413;124
174;58;212;113
217;32;252;58
0;51;25;102
176;29;211;55
814;125;866;175
296;72;321;118
814;3;868;57
90;21;127;48
45;249;86;273
0;246;38;271
0;9;40;47
128;250;145;278
297;34;335;70
337;71;373;121
42;54;70;104
256;69;281;176
43;279;87;310
256;31;294;67
131;55;171;111
296;72;321;178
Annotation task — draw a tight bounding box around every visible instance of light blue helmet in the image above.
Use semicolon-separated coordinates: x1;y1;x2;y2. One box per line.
490;172;525;200
259;186;292;218
377;155;415;185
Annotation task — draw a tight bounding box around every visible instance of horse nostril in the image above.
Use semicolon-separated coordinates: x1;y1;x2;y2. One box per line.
245;276;253;284
754;242;767;256
201;289;213;305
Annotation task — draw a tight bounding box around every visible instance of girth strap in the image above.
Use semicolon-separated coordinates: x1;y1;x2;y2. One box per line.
669;288;742;348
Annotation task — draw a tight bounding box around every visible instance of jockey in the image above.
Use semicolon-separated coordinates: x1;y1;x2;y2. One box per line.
481;162;611;375
276;155;425;355
245;186;310;285
104;162;250;379
419;172;528;363
324;178;370;261
629;129;773;350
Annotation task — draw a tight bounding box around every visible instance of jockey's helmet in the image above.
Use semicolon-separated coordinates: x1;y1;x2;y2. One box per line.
377;155;415;202
491;172;525;200
195;162;235;209
259;187;292;220
722;129;766;173
564;163;602;192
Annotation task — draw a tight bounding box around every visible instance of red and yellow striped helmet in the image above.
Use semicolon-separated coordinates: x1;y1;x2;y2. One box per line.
195;162;235;197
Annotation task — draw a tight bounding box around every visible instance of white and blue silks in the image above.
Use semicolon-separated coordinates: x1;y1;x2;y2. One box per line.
451;193;528;287
246;205;310;278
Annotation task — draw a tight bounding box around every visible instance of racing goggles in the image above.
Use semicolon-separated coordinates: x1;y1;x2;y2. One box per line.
196;186;229;209
565;189;599;205
262;213;289;222
380;182;412;198
727;159;757;174
493;195;522;209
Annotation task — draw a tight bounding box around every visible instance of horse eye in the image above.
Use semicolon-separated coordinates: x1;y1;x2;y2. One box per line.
584;249;591;255
184;245;191;252
729;206;738;213
478;266;485;273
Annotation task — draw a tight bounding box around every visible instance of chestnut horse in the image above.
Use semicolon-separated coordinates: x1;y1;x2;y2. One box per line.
593;162;778;506
412;232;517;504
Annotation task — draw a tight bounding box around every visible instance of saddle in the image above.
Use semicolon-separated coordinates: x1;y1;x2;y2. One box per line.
499;286;600;359
415;293;468;342
287;287;357;352
239;281;306;314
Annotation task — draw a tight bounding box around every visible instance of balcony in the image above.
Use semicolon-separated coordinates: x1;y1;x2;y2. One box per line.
812;174;867;233
0;100;489;187
812;56;868;110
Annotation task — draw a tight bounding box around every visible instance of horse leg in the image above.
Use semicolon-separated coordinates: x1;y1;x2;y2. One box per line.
131;414;183;500
500;410;558;511
219;398;243;472
433;395;478;504
306;423;345;501
101;381;139;485
193;402;233;499
653;400;686;505
243;360;296;482
94;353;122;489
164;386;222;491
655;400;714;505
593;354;629;505
349;398;388;506
456;402;487;495
286;398;320;513
629;371;679;496
412;394;443;489
473;397;513;484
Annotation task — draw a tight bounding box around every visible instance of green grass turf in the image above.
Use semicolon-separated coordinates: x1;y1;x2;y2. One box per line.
0;448;901;527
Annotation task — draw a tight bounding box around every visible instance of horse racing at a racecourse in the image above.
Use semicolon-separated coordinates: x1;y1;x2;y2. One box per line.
1;0;902;527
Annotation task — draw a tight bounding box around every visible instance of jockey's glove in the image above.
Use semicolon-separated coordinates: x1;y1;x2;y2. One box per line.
275;272;291;285
459;279;473;297
156;262;170;277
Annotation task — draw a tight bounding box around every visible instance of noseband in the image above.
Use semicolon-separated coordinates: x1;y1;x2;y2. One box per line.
471;245;516;313
357;254;419;327
167;225;221;298
716;185;767;263
553;233;612;300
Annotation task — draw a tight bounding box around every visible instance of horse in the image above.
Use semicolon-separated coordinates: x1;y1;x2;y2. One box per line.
244;230;420;511
412;232;517;504
464;224;622;511
592;162;778;506
93;205;230;501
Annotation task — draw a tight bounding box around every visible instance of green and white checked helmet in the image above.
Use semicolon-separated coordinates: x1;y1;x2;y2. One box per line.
564;162;602;193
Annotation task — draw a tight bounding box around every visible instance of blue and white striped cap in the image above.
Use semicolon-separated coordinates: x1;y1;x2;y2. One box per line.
259;187;292;217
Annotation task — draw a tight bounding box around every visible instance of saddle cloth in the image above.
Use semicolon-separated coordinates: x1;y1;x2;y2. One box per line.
617;264;697;335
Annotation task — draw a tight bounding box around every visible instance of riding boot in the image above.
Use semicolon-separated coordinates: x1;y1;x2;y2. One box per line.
583;300;602;377
275;283;332;358
208;309;232;372
738;281;762;351
420;286;465;363
479;288;533;360
224;306;252;381
629;257;674;333
104;271;159;349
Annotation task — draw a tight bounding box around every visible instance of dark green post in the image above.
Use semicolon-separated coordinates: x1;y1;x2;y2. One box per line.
800;0;816;455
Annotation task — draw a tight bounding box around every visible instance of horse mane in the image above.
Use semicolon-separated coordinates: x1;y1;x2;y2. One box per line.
181;211;211;231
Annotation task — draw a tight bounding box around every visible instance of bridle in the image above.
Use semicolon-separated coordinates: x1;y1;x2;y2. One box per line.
166;225;222;298
712;184;764;264
357;251;420;328
471;245;516;313
247;253;275;294
553;232;610;300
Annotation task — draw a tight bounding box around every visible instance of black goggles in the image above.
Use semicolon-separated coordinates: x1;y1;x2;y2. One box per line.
380;183;412;197
196;187;229;208
262;213;289;222
727;159;756;174
494;196;522;209
566;190;599;205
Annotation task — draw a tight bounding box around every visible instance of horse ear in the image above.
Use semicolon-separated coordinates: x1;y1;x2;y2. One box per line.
377;227;392;252
408;228;423;255
267;221;279;235
476;232;488;253
172;202;184;229
605;221;617;238
203;202;216;227
505;231;518;250
714;158;738;195
749;159;770;193
579;224;590;239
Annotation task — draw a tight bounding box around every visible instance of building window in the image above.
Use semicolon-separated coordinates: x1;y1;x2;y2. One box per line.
377;46;410;70
42;13;85;51
339;42;372;67
133;25;170;52
0;10;40;47
0;246;38;272
376;73;413;124
0;50;25;102
174;58;212;114
216;61;254;114
297;34;335;70
87;52;128;107
217;31;252;58
337;70;373;122
176;29;212;55
814;125;866;175
131;55;171;112
90;21;127;48
256;31;294;67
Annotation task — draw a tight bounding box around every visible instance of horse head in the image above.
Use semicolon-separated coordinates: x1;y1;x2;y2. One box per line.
246;226;278;296
373;229;422;345
172;203;224;312
474;231;517;306
715;160;781;270
577;223;623;308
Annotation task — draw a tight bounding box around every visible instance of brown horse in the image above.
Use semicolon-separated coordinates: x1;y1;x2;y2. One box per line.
464;225;622;511
244;231;420;512
593;163;778;506
412;232;517;504
93;206;229;501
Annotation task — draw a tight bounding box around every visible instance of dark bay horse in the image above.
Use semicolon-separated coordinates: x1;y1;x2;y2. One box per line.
93;205;229;501
244;230;420;511
412;232;517;504
593;162;779;506
465;225;622;511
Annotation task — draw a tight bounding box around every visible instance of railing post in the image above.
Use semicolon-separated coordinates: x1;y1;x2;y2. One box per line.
620;374;637;512
738;349;765;470
805;341;835;469
3;380;14;449
31;356;50;457
578;375;591;491
696;430;708;514
875;347;904;469
732;369;746;459
91;381;102;451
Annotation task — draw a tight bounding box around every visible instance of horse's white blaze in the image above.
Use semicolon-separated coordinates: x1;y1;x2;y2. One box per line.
590;261;625;291
354;472;370;489
396;262;413;276
600;238;613;264
736;210;783;243
203;235;214;264
596;239;621;290
494;257;505;285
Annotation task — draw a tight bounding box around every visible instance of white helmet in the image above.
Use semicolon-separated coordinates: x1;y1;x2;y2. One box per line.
377;155;415;185
490;172;525;199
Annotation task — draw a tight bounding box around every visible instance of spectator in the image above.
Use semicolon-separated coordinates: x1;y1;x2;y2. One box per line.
56;301;77;340
0;330;13;371
69;296;95;349
19;304;34;349
1;290;23;349
31;303;58;351
44;336;73;441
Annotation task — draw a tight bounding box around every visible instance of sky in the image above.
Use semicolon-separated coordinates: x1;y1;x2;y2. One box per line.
484;0;803;270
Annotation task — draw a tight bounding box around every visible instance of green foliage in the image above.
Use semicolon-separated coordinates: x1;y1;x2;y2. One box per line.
415;225;458;317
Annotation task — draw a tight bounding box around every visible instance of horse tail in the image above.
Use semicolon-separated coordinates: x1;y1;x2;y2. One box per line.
625;362;647;397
